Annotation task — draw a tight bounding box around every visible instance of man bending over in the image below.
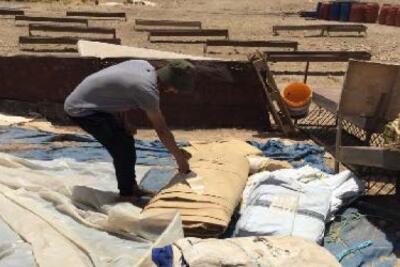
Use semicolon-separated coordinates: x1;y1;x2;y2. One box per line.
64;59;195;202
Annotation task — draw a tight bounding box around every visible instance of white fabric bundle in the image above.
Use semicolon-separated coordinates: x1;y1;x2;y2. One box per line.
235;166;364;243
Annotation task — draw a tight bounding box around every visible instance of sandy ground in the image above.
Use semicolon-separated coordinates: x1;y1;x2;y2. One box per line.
1;0;400;92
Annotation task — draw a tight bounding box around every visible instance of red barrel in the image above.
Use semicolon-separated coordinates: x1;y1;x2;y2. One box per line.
350;3;366;22
365;2;380;23
386;6;399;25
319;2;331;20
379;4;391;24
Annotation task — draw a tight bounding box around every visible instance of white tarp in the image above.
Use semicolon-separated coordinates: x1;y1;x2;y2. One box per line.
172;236;340;267
0;113;33;126
77;41;222;61
0;153;184;267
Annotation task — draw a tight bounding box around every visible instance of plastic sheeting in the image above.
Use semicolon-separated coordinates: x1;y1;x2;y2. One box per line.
0;218;35;267
0;126;187;166
0;152;184;267
324;207;398;267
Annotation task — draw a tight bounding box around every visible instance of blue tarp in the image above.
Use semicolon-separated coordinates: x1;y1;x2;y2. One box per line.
324;207;397;267
249;139;334;174
0;126;186;166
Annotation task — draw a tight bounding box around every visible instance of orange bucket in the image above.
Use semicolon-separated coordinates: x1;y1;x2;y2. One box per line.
282;82;313;118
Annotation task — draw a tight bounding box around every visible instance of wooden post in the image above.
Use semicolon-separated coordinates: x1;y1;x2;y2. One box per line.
303;61;310;83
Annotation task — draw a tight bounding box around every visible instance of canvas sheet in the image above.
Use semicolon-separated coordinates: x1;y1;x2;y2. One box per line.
155;236;340;267
77;40;221;61
0;153;184;267
143;140;261;237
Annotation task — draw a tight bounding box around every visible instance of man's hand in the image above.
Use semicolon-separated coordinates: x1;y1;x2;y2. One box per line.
175;152;190;173
146;111;190;173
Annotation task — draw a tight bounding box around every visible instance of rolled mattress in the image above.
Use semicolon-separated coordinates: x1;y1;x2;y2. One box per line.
142;140;261;237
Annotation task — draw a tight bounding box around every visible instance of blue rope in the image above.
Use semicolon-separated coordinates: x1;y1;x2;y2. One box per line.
336;240;373;262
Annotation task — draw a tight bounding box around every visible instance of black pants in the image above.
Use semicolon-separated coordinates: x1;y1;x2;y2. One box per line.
70;112;136;196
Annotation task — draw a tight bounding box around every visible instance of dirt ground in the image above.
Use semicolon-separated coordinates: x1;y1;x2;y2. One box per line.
1;0;400;92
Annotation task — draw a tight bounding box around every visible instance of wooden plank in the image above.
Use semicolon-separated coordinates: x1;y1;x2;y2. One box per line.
273;24;328;32
15;15;88;26
273;24;367;36
327;24;367;32
204;39;298;53
66;11;126;20
29;23;116;38
19;36;121;45
135;19;201;29
264;51;371;62
148;29;229;41
148;29;228;36
0;8;24;16
205;39;298;48
251;57;296;135
339;146;400;170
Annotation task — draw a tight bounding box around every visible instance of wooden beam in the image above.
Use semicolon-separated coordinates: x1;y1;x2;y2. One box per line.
273;24;367;36
15;15;88;26
148;29;229;41
264;51;371;62
28;23;116;38
204;39;298;53
19;36;121;45
339;146;400;171
135;19;201;29
66;11;126;20
0;8;24;16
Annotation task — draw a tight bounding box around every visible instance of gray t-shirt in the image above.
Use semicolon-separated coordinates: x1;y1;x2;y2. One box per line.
64;60;160;117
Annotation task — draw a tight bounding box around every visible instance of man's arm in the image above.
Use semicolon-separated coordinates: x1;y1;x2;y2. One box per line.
146;111;190;173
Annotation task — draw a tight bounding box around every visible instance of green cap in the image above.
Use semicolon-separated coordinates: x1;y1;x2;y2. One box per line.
157;59;196;92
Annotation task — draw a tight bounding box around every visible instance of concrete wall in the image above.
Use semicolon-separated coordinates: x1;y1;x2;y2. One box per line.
0;56;269;129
